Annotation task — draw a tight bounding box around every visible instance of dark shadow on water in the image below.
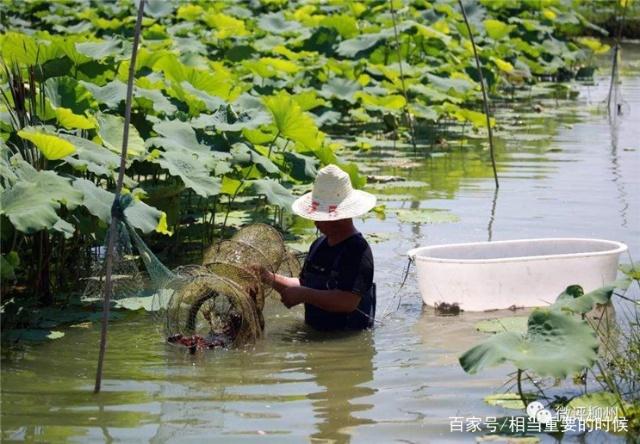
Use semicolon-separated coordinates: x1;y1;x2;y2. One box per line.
280;324;377;443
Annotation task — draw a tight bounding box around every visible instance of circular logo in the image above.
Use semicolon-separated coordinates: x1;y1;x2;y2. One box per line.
526;401;545;419
535;409;553;424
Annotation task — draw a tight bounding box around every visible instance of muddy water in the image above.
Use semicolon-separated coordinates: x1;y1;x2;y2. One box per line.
2;47;639;443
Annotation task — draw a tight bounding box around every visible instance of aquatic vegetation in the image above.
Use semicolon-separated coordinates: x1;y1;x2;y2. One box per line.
460;268;640;437
0;0;610;309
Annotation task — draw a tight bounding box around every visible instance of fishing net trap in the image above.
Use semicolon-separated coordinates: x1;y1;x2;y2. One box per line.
83;207;301;352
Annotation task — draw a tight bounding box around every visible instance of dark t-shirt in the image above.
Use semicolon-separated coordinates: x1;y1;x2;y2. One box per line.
300;233;375;330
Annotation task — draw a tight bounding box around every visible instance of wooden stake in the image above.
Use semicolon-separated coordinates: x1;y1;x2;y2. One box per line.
94;0;145;394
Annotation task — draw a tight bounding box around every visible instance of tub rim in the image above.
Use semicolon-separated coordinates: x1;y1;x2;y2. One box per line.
406;238;628;265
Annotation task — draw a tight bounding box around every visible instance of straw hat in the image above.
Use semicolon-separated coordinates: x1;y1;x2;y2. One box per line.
291;165;376;221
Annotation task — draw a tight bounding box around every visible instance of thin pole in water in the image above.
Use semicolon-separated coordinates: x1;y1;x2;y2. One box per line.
458;0;499;189
94;0;146;394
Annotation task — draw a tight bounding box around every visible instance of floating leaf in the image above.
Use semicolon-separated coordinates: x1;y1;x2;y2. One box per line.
393;208;460;224
17;128;76;160
484;393;537;410
460;309;599;378
475;317;529;334
258;12;302;35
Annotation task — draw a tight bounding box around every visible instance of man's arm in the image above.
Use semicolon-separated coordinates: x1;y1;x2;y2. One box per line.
280;286;361;313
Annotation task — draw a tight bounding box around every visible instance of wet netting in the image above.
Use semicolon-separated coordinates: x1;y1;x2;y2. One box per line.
83;208;300;352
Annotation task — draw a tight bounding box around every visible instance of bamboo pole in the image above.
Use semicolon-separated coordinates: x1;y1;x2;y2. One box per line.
458;0;499;189
94;0;145;394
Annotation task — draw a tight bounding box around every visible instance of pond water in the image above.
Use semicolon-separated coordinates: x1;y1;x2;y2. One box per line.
2;45;639;443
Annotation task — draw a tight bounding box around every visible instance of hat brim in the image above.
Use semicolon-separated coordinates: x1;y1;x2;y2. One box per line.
291;190;377;221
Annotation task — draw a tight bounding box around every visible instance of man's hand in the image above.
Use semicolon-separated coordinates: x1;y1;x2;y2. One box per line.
280;286;306;308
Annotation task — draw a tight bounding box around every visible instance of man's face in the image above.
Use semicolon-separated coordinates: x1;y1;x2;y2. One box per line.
314;220;334;235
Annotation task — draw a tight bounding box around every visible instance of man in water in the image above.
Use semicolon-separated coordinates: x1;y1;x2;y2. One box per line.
260;164;377;330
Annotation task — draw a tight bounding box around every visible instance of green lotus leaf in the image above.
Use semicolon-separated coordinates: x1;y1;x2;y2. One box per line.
80;79;127;108
282;151;318;181
392;208;460;224
55;108;96;130
355;92;406;111
135;87;177;115
620;263;640;280
58;134;118;177
17;128;76;160
193;106;271;132
459;309;599;378
484;392;537;410
319;77;361;104
231;143;279;175
97;113;146;157
263;91;323;150
0;160;82;236
44;77;95;114
73;178;168;234
154;148;221;197
245;57;301;78
149;119;207;153
292;90;327;111
483;19;515;40
75;38;123;60
336;32;387;58
179;81;226;110
425;73;477;95
319;14;359;39
205;12;249;39
1;251;20;280
475;316;529;334
247;178;295;209
549;283;614;314
145;0;174;18
258;12;302;35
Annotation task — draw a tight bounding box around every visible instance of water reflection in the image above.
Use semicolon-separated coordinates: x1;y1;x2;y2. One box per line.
282;325;376;442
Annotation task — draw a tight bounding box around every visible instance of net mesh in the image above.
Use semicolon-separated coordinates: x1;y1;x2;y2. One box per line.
83;212;300;351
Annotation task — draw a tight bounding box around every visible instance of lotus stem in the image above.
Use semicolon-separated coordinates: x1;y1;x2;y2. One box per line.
388;0;418;152
458;0;499;189
94;0;145;394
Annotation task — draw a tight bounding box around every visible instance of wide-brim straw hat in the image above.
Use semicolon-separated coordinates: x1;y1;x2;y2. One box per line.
291;164;376;221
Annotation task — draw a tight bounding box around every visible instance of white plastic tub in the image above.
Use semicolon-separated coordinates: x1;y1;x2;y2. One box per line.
407;238;627;311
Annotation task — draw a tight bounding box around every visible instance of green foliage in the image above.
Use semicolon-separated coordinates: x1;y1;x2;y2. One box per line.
460;309;599;378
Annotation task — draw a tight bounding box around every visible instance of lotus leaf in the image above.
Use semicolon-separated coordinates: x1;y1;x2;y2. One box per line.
55;107;95;129
17;128;76;160
475;316;529;334
483;19;514;40
484;392;537;410
459;309;599;378
248;179;295;209
549;283;615;314
258;12;302;35
73;178;168;234
154;148;220;197
44;77;95;114
263;91;323;150
60;134;120;177
231;143;279;175
393;208;460;224
97;113;146;156
1;160;82;236
282;151;317;181
75;38;123;60
135;86;177;115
